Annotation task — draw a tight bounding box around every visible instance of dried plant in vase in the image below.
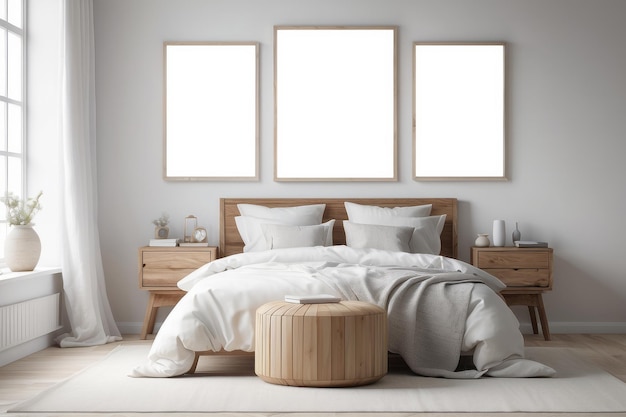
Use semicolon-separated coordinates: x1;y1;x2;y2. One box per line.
1;190;43;226
152;212;170;239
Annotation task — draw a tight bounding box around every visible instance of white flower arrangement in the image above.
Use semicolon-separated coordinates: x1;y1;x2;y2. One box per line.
1;191;43;226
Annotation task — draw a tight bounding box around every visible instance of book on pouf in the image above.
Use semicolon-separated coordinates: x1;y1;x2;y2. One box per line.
284;294;341;304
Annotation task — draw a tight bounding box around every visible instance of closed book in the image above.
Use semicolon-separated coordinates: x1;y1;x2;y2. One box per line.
284;294;341;304
149;238;179;247
515;241;548;248
179;242;209;247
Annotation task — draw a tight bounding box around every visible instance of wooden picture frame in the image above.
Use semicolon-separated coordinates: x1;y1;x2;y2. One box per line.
413;43;506;180
164;42;259;181
274;27;397;181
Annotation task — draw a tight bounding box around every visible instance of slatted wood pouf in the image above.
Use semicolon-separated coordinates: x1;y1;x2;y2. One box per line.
255;300;387;387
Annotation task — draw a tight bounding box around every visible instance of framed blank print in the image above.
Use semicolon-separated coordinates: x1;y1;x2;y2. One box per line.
413;43;506;180
275;26;397;181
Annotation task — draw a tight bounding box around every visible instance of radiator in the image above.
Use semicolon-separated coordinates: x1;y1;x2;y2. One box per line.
0;293;62;351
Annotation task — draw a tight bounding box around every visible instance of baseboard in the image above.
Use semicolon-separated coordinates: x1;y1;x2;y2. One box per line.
118;321;626;337
116;321;162;337
520;321;626;334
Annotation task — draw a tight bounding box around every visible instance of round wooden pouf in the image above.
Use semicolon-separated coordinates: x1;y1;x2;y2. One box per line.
255;300;387;387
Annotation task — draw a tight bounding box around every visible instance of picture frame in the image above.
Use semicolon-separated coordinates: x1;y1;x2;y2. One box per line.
274;26;397;181
164;42;259;181
413;42;506;180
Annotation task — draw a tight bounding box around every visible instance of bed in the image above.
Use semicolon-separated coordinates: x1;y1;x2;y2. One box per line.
131;198;555;379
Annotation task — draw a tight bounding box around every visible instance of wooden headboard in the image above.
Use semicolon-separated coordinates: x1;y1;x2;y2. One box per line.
219;198;458;259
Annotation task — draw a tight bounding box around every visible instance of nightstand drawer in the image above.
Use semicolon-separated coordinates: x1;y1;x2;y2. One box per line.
475;251;550;269
142;251;213;270
483;268;550;287
141;268;197;287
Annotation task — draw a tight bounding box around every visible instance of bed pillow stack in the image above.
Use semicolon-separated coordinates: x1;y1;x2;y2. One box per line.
235;203;334;251
343;201;446;255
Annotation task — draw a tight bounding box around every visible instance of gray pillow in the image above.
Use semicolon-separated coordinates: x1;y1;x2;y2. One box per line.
343;221;414;252
261;223;328;249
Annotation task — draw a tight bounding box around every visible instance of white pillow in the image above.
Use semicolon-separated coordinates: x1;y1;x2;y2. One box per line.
369;215;446;255
345;202;432;224
235;216;335;252
261;223;327;249
237;203;325;225
343;221;414;252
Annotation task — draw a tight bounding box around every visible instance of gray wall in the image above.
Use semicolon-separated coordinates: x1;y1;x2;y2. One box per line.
93;0;626;333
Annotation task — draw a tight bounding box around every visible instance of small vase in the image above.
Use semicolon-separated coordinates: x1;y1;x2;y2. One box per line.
154;226;170;239
474;234;490;247
4;224;42;272
492;220;506;247
512;222;521;243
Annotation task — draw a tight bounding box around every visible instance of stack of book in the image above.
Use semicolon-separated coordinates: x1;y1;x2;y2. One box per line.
514;241;548;248
179;242;209;247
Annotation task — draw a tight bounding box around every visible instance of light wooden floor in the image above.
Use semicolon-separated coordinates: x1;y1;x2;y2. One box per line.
1;333;625;416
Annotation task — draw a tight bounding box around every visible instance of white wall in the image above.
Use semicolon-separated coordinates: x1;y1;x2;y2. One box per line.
92;0;626;334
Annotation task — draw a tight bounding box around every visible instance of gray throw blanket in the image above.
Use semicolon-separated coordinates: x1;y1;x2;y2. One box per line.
312;263;482;376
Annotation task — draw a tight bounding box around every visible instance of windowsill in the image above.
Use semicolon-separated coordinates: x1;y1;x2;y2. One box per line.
0;266;62;283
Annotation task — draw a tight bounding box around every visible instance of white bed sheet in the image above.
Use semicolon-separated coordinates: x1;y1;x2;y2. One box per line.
130;246;555;379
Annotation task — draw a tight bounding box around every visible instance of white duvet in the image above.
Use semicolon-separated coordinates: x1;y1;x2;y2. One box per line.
130;246;555;378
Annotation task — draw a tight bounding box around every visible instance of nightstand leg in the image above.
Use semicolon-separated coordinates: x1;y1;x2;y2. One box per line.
528;306;539;334
502;293;551;341
536;294;551;341
140;293;158;340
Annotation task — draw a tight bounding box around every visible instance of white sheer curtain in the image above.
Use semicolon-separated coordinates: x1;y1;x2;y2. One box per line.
56;0;122;347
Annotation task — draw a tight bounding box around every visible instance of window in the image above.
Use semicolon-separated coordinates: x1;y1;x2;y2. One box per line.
0;0;25;257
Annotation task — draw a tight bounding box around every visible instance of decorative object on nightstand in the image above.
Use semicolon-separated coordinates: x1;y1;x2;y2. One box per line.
179;226;210;247
148;238;178;247
1;191;43;272
183;215;197;243
515;240;548;248
474;234;490;247
138;245;218;339
192;227;207;243
512;221;521;243
152;212;170;239
492;220;505;246
471;245;553;340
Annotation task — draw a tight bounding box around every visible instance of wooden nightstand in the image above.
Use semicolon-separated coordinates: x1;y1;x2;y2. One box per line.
470;246;553;340
138;246;218;339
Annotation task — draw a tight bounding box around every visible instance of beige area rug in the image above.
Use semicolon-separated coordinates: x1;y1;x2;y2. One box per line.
9;344;626;414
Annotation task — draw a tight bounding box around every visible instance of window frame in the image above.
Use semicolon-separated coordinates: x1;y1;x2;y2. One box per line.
0;0;27;262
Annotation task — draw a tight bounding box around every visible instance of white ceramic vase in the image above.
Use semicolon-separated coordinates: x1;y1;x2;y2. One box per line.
474;234;490;247
492;220;506;247
4;224;42;272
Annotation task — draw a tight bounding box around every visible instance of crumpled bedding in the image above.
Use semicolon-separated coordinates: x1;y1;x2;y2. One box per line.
130;246;555;379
